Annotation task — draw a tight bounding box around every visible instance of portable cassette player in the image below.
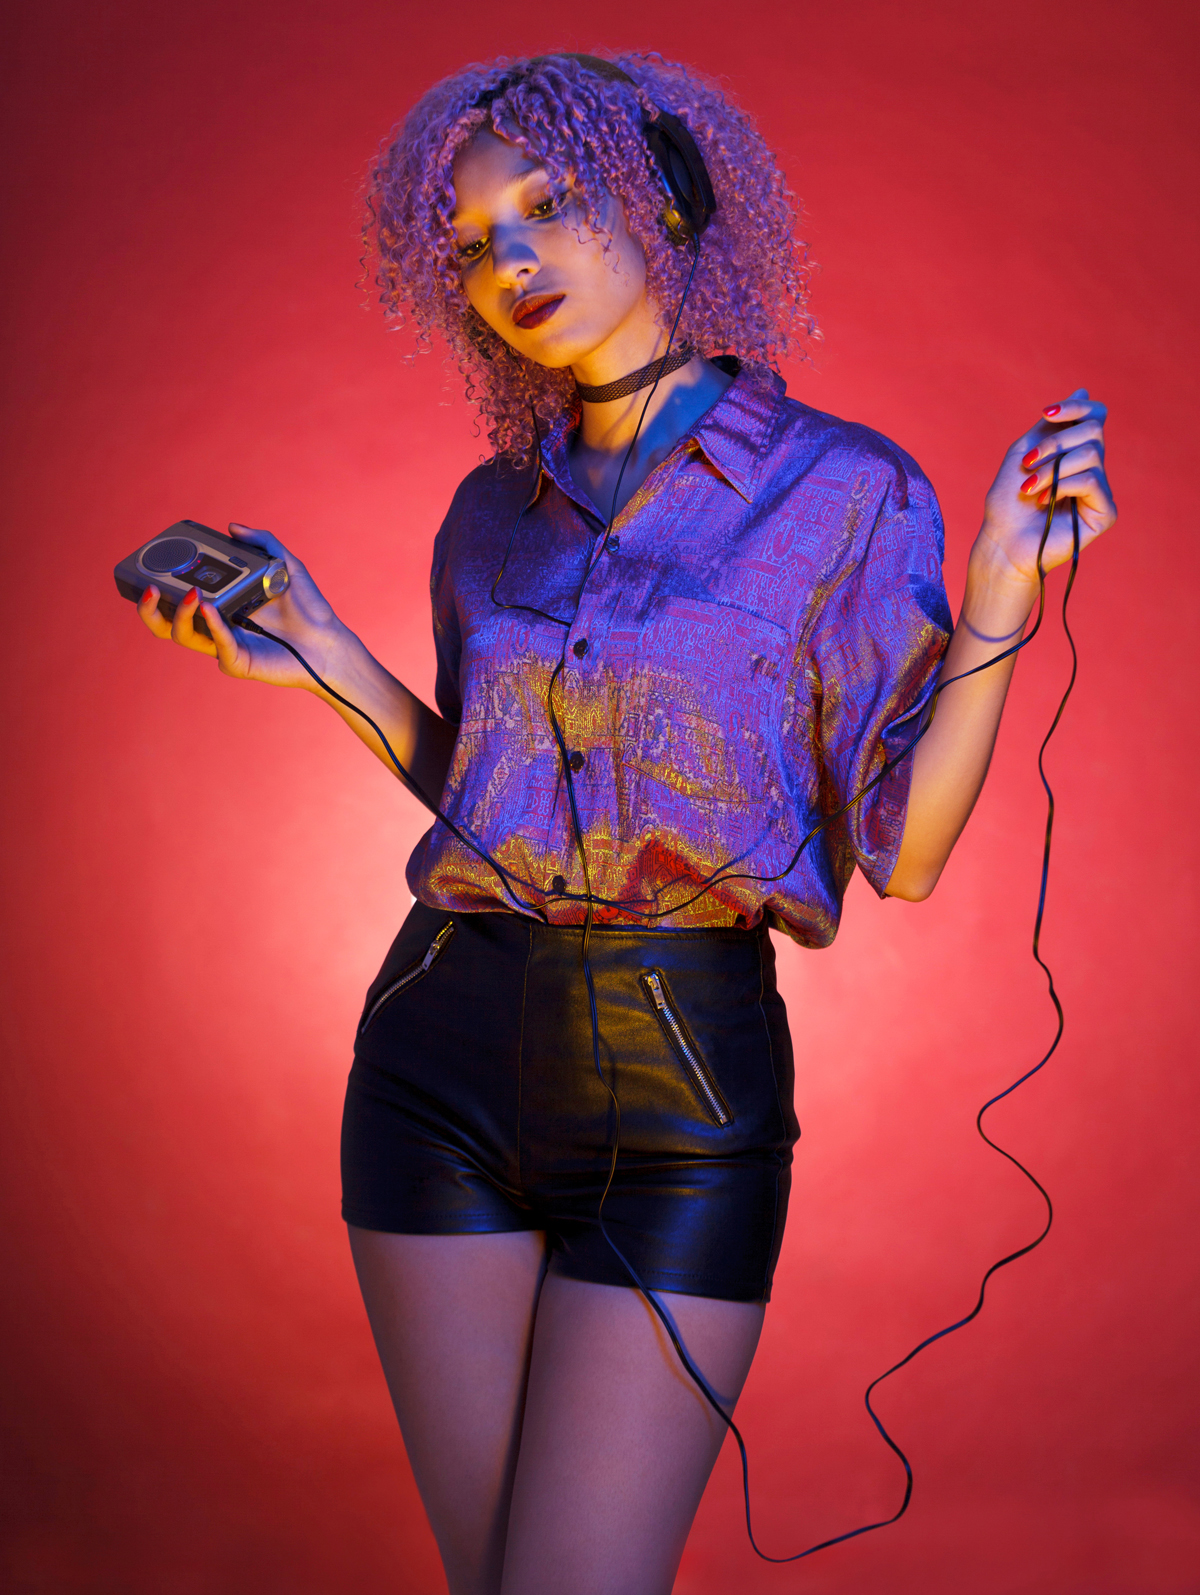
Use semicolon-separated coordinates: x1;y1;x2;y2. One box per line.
114;521;289;638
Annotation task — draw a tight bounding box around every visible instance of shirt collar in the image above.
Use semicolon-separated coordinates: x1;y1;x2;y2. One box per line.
687;359;783;502
535;359;784;514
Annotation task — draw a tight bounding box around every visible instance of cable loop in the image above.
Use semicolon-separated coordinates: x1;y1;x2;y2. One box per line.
243;419;1082;1563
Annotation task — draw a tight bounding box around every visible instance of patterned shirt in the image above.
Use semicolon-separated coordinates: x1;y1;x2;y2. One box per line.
406;361;952;947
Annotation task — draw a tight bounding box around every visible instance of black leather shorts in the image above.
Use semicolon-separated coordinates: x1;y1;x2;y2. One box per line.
341;902;799;1303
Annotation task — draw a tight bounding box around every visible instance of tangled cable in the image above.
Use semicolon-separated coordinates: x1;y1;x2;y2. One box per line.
240;382;1081;1562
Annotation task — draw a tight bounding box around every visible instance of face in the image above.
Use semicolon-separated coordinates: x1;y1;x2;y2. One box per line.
450;130;659;372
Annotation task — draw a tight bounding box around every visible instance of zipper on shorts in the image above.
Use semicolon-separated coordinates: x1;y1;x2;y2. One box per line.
359;921;456;1033
641;969;733;1127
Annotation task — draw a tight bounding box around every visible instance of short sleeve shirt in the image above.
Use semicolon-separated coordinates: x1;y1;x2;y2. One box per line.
406;361;952;948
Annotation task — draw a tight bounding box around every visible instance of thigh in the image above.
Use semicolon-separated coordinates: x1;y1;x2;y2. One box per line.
348;1226;548;1595
502;1275;764;1595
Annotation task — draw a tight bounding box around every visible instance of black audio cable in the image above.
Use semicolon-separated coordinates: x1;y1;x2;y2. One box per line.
464;278;1082;1555
480;441;1082;1561
239;417;1080;1565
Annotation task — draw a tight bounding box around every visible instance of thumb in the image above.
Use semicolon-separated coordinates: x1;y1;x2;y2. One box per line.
228;522;288;559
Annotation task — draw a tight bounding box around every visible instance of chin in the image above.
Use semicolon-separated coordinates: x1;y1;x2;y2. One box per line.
513;324;604;371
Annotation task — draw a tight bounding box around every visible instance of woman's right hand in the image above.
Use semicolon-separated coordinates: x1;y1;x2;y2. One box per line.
137;522;344;691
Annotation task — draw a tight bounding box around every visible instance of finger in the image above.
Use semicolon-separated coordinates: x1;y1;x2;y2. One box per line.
1020;418;1104;472
1012;398;1105;459
137;583;174;640
1020;441;1104;499
228;521;289;559
1035;467;1117;531
199;600;249;676
169;585;219;656
1040;391;1107;428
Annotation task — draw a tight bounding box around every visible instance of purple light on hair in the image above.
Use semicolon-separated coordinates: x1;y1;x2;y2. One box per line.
364;52;817;465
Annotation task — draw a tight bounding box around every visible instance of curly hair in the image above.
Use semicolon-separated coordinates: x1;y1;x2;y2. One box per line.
364;51;816;464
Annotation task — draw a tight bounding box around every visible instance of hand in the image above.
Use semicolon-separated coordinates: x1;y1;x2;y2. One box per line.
974;390;1117;590
137;523;345;690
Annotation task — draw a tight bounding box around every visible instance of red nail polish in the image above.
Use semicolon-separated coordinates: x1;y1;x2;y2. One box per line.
1021;449;1039;469
1044;404;1061;417
1022;473;1039;493
141;586;153;604
186;586;199;603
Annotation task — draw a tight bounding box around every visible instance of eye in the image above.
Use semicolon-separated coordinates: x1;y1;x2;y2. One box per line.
529;187;569;219
456;235;489;264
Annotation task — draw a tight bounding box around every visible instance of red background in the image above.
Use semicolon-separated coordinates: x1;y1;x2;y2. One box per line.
2;1;1197;1590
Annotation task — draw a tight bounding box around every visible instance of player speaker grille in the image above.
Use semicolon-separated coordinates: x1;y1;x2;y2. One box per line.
141;537;198;574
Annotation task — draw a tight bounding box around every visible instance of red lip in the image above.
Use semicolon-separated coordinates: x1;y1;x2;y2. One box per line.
512;293;564;329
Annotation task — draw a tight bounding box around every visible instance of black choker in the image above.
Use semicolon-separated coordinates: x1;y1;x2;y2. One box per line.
575;346;695;404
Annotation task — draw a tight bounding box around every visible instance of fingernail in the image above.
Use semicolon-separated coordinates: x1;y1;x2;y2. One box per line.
1044;404;1061;417
186;586;199;603
1021;448;1039;469
141;586;153;604
1022;474;1040;493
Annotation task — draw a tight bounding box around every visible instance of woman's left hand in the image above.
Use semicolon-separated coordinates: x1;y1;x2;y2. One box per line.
975;389;1117;588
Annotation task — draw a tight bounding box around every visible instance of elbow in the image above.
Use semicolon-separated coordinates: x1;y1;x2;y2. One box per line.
884;863;942;902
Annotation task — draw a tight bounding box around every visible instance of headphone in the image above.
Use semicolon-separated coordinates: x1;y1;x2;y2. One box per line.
476;54;717;248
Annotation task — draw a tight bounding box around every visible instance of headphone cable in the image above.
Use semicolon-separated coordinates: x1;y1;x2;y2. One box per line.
238;440;1080;1570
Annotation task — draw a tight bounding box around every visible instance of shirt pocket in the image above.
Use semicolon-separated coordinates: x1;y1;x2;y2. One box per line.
626;595;793;815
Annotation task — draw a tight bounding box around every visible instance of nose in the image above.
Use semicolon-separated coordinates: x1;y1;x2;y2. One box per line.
488;222;540;290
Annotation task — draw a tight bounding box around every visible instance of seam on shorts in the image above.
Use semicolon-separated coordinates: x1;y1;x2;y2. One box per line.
550;1251;767;1300
757;931;787;1301
341;1207;536;1234
515;916;532;1189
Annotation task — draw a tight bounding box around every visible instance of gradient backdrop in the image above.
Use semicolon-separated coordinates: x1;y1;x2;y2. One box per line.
2;1;1197;1590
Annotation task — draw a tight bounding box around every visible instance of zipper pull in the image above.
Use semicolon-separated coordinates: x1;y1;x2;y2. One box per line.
645;972;667;1009
421;924;453;972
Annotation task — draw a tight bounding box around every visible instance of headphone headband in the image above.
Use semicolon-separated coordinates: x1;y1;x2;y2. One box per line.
473;54;716;246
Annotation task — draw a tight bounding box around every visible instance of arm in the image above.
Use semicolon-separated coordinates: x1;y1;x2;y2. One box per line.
885;390;1116;901
138;523;458;805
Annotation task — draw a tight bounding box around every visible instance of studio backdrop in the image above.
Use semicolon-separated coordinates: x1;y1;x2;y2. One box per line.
1;1;1197;1591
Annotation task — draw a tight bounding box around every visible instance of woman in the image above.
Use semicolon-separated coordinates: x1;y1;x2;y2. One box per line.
137;52;1115;1595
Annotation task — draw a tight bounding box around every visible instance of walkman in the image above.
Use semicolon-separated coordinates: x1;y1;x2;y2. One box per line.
113;520;289;638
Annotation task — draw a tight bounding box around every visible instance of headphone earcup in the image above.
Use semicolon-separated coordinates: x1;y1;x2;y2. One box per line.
643;112;716;245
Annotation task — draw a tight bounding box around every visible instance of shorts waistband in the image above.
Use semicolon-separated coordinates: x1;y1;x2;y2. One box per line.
438;906;767;947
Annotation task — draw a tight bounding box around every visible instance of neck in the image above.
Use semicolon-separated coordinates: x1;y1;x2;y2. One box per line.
566;355;734;523
573;353;714;453
575;346;694;406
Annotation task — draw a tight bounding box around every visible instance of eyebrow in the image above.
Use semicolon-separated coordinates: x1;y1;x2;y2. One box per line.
451;159;551;222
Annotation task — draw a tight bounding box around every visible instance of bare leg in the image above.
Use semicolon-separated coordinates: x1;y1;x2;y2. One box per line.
501;1274;764;1595
347;1226;548;1595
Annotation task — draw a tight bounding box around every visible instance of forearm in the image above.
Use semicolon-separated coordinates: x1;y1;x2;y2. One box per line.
144;523;459;804
885;545;1037;900
302;622;458;805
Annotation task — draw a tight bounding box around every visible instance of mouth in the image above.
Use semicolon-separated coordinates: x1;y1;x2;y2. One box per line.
512;293;564;330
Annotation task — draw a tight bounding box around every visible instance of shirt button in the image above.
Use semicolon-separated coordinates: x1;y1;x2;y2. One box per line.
572;638;588;658
607;534;620;553
550;874;566;895
568;751;586;773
